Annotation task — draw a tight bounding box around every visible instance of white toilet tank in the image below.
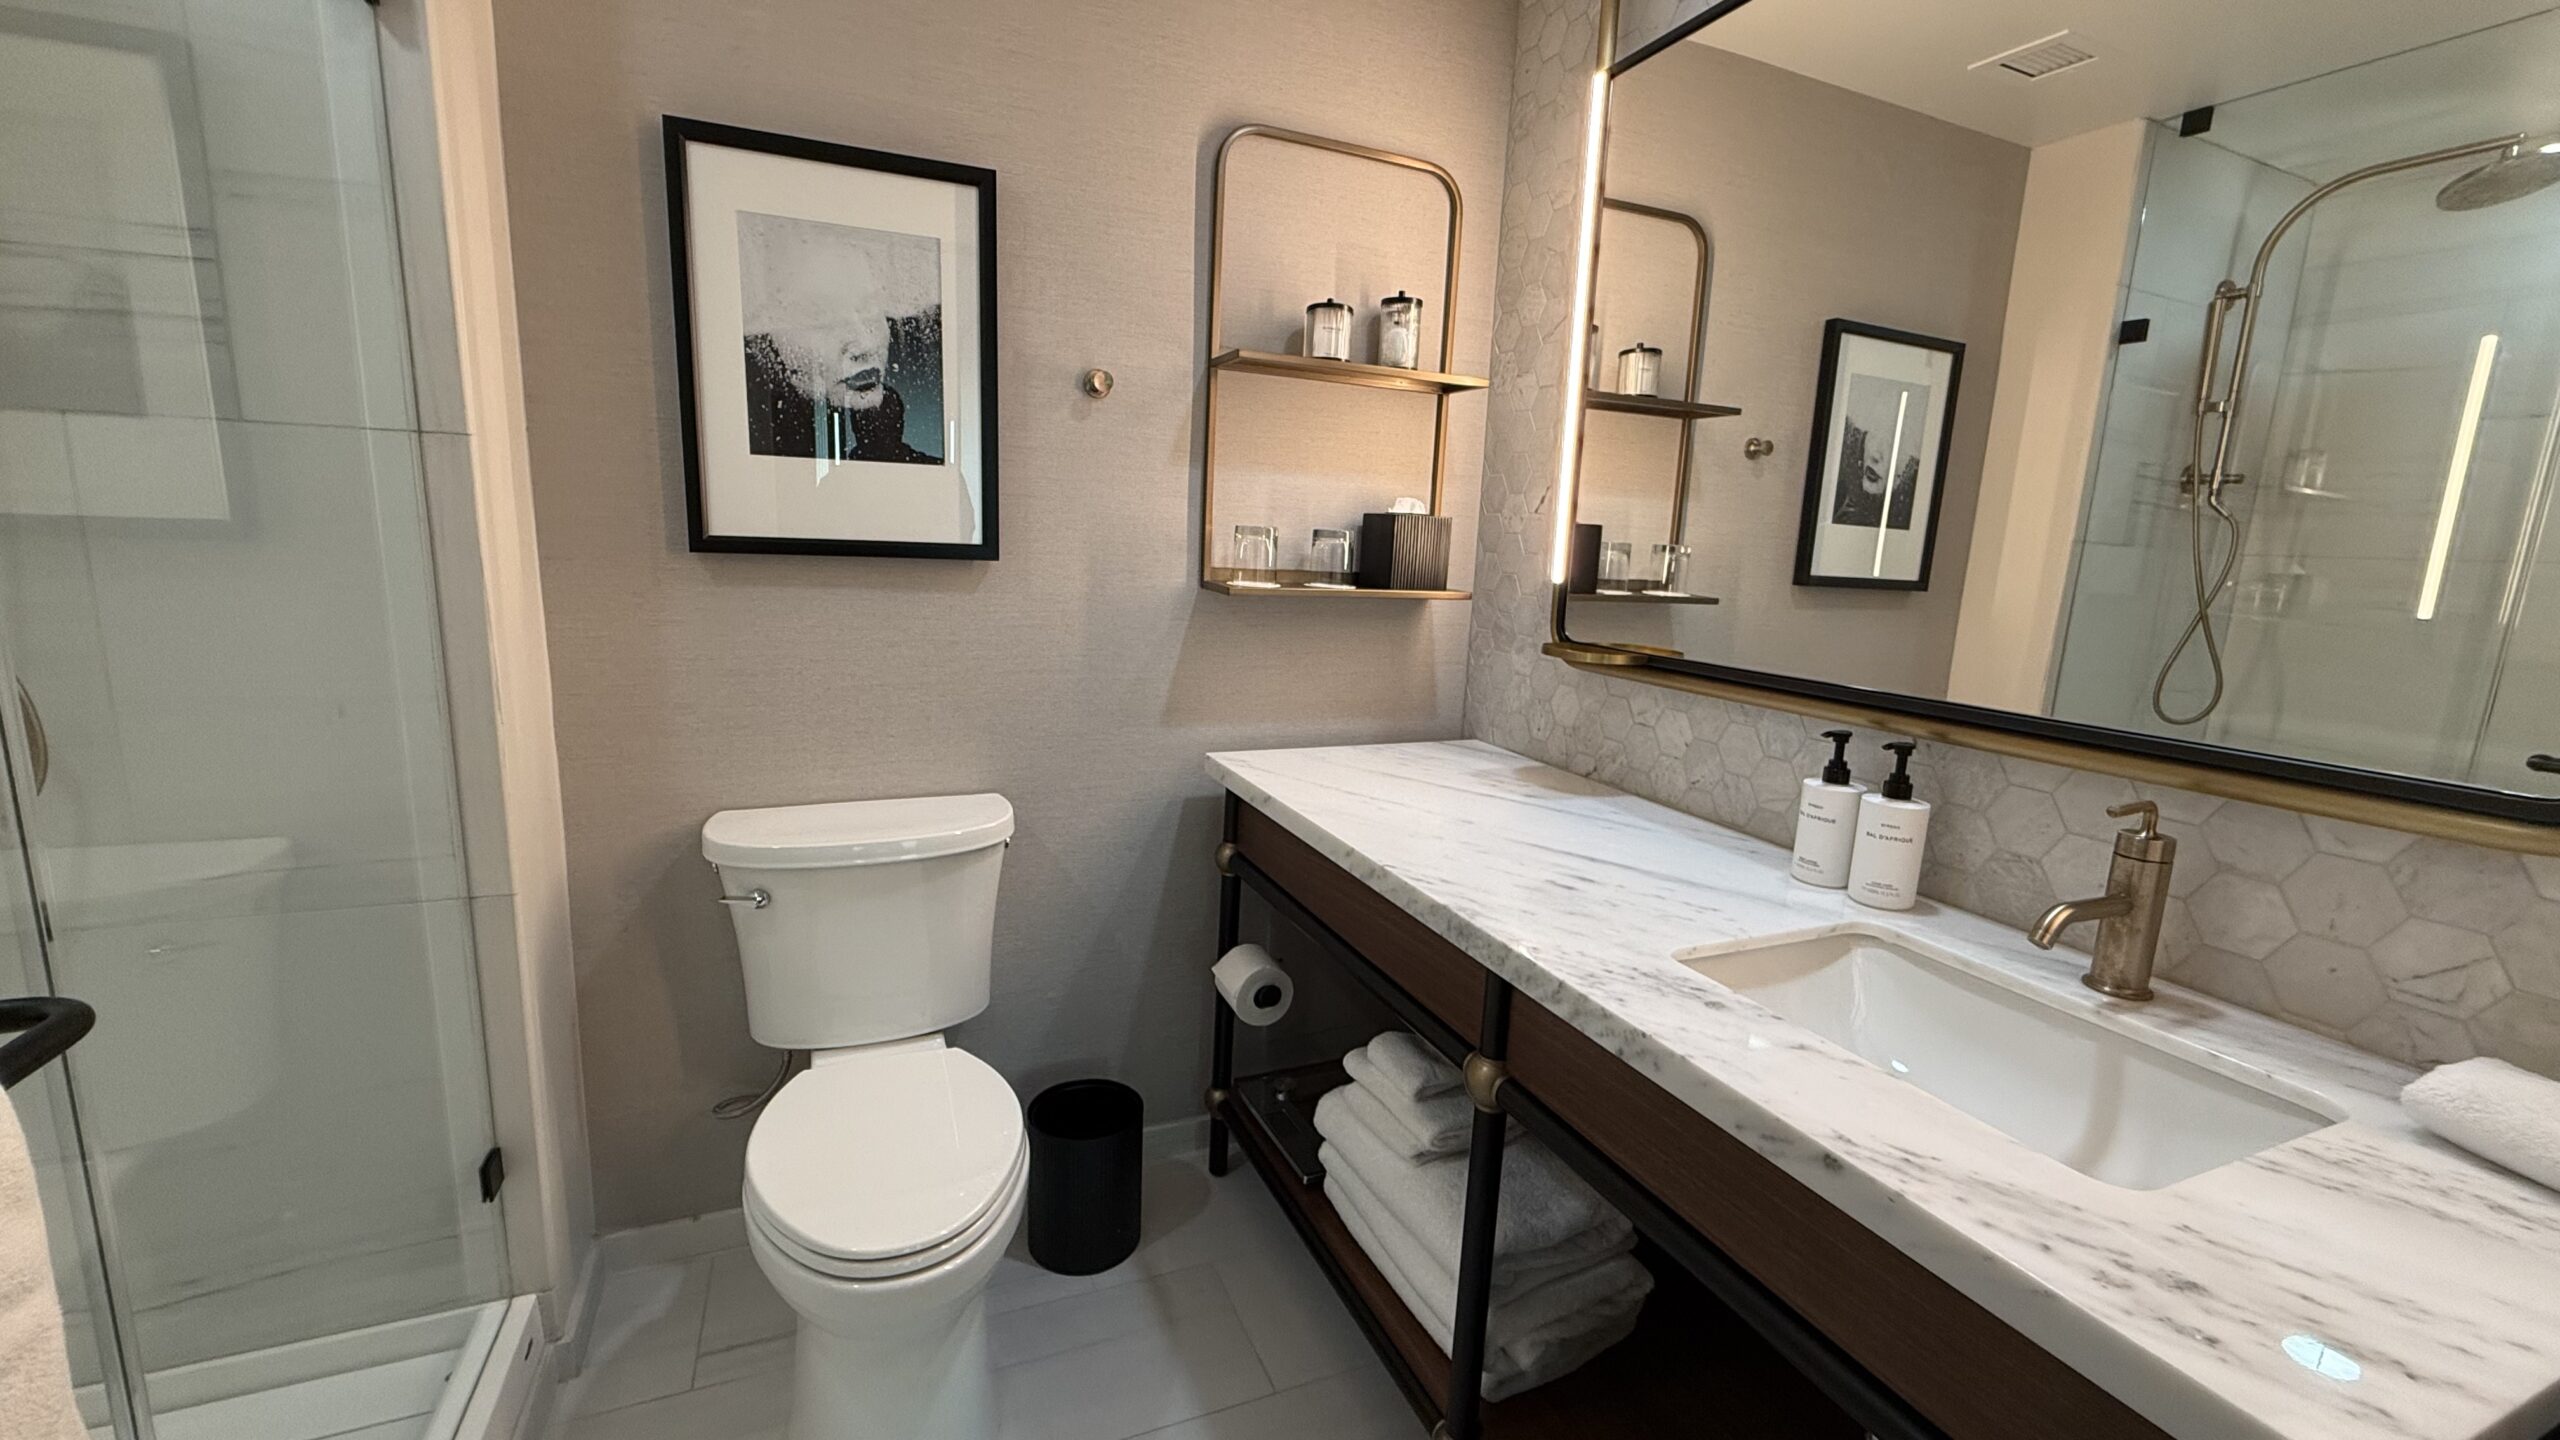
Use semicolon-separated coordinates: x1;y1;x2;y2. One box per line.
702;794;1012;1051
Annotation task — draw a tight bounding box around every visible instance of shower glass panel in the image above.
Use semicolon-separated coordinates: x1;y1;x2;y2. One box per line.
2050;15;2560;794
0;1;509;1436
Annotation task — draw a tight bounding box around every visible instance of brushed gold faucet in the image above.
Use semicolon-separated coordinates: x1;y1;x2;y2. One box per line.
2029;801;2177;1001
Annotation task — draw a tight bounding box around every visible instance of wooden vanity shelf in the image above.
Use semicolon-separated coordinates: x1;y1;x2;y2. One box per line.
1199;125;1484;602
1215;1068;1855;1438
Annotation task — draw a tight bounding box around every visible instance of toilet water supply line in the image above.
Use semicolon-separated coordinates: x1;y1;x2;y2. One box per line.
2149;132;2526;727
715;1050;800;1118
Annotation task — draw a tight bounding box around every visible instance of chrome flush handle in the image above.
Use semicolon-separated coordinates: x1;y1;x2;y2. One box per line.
714;888;771;910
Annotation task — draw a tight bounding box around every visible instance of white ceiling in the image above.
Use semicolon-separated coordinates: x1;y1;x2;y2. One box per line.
1694;0;2559;151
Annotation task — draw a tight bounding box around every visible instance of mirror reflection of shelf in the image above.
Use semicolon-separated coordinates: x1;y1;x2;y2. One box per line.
1209;348;1489;395
1574;590;1721;605
1585;390;1741;420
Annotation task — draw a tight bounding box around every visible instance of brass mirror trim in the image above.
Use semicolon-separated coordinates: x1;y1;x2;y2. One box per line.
1541;0;2560;854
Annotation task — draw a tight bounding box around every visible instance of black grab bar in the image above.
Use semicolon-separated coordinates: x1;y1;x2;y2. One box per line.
0;997;93;1090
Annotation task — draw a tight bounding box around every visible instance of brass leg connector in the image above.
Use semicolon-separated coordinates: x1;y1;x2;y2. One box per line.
1203;1085;1232;1114
1214;841;1239;876
1462;1053;1510;1114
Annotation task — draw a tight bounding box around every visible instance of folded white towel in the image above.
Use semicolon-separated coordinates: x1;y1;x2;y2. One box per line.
2404;1057;2560;1193
1364;1031;1463;1102
1340;1052;1498;1159
1314;1086;1633;1281
0;1092;84;1440
1326;1169;1647;1402
1324;1142;1638;1304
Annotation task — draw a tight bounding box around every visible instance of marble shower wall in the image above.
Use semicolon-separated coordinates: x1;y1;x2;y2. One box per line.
1465;0;2560;1076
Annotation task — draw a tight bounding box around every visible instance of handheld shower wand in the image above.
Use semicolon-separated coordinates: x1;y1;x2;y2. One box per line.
2148;131;2531;728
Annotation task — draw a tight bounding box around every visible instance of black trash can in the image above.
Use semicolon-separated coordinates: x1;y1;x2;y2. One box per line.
1025;1078;1144;1275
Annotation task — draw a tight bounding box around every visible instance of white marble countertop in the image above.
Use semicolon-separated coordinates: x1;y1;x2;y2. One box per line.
1206;739;2560;1440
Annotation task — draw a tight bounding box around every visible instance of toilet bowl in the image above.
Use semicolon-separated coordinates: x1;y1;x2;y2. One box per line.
705;792;1022;1440
741;1037;1027;1440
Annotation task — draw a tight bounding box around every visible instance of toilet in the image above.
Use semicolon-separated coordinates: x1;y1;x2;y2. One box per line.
703;793;1023;1440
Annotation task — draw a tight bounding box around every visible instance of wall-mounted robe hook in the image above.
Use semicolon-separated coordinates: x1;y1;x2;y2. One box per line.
1080;368;1114;399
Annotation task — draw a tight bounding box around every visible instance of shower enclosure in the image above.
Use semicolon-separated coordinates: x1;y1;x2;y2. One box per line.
2048;9;2560;795
0;0;524;1434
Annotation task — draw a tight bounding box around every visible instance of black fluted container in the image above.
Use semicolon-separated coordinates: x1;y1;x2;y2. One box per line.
1025;1079;1144;1275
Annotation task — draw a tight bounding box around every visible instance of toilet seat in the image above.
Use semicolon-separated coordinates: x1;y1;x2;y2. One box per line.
744;1043;1026;1282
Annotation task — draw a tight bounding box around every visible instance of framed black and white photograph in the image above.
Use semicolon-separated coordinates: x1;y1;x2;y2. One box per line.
1792;319;1962;589
664;116;997;558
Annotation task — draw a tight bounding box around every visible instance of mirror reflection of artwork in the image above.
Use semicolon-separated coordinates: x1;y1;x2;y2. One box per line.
667;116;998;559
1828;375;1928;530
1795;321;1962;590
736;212;944;465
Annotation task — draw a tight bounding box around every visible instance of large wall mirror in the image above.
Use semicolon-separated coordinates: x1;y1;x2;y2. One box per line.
1564;0;2560;824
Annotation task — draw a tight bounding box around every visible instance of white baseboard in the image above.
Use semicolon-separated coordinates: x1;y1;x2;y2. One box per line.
551;1241;605;1380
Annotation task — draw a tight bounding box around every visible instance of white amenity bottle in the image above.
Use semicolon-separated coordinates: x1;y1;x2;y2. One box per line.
1848;741;1929;911
1790;729;1866;888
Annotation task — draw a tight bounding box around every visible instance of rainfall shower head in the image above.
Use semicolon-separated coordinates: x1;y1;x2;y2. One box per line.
2438;140;2560;211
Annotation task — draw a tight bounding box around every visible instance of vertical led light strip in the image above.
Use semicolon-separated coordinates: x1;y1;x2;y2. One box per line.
1548;67;1615;584
2417;333;2500;621
1870;389;1912;577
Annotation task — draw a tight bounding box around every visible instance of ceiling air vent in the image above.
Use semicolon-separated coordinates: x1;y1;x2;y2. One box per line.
1970;30;2097;81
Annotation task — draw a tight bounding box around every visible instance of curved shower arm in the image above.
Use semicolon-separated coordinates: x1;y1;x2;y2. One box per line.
2200;132;2525;495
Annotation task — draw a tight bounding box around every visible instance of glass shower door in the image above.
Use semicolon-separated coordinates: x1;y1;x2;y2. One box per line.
0;0;511;1435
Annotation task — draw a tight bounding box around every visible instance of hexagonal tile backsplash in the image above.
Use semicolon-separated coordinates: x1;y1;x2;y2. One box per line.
1463;0;2560;1078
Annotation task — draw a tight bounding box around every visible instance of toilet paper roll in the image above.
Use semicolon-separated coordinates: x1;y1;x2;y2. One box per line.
1212;944;1294;1027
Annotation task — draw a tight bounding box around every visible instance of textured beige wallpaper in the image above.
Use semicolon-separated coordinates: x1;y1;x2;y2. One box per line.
491;0;1515;1229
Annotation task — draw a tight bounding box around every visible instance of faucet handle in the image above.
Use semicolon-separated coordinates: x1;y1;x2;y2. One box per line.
2106;800;2176;861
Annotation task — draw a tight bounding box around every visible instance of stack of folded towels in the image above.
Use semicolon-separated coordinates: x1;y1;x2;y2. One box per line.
1315;1031;1652;1401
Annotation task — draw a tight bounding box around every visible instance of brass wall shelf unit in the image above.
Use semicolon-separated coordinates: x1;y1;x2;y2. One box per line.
1201;124;1485;600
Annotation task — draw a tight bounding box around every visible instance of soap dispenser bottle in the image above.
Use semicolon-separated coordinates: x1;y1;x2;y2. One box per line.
1790;729;1866;888
1848;741;1929;911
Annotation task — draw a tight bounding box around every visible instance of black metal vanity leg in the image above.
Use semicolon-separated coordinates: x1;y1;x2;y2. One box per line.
1441;975;1515;1440
1208;797;1242;1178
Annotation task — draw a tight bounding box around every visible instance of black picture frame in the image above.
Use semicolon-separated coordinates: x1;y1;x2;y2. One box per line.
663;115;1000;559
1791;319;1963;591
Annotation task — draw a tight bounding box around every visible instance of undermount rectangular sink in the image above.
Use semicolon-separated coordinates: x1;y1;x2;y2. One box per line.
1682;931;2336;1189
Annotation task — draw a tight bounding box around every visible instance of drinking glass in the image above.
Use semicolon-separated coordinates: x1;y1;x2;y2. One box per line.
1654;543;1693;595
1307;528;1355;588
1598;541;1633;592
1232;524;1279;587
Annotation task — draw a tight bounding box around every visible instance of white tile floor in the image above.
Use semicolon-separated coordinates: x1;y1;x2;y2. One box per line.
549;1154;1420;1440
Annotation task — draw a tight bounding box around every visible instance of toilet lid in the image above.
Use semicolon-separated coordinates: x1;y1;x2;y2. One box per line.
744;1046;1024;1267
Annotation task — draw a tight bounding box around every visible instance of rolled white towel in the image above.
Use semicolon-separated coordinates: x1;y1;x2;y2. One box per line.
1340;1051;1513;1159
1364;1031;1463;1102
2403;1057;2560;1193
0;1091;83;1440
1314;1086;1632;1281
1325;1171;1648;1402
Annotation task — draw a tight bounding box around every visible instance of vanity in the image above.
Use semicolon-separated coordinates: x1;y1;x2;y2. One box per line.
1201;740;2560;1440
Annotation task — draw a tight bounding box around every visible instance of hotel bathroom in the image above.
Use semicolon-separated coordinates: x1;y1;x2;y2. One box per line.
0;0;2556;1438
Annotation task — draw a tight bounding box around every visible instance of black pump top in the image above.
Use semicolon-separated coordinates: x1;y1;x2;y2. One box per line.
1819;730;1855;785
1879;741;1918;801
